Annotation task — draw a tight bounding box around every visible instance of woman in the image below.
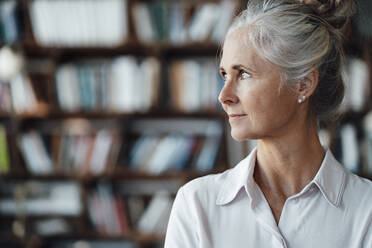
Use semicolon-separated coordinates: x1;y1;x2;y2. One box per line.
165;0;372;247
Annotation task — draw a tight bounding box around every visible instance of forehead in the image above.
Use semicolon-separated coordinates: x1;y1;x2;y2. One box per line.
220;28;263;69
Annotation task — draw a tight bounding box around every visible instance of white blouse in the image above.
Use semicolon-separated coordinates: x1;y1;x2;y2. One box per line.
164;146;372;248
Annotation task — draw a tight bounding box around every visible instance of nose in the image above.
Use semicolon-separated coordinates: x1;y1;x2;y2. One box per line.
218;81;239;105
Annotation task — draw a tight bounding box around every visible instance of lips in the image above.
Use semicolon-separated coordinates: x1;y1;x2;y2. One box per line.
228;114;247;121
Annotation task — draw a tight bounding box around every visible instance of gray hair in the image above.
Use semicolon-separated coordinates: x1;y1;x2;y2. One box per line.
224;0;356;122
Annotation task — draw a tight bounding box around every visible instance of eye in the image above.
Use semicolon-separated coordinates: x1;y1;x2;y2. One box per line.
220;71;228;81
240;70;251;80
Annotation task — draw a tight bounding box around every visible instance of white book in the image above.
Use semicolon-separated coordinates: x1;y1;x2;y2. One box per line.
169;2;186;44
133;3;156;43
90;130;114;175
52;0;65;46
363;111;372;175
340;124;359;173
95;0;113;46
188;4;219;42
345;58;369;111
131;136;159;171
139;57;160;111
167;136;194;170
146;135;178;175
35;218;71;236
102;0;128;46
201;60;219;109
10;73;37;113
86;0;97;46
10;73;28;113
30;131;54;174
182;60;201;112
19;133;39;173
63;0;77;46
19;132;53;174
29;0;50;45
56;64;80;112
211;1;236;44
73;136;91;171
110;57;138;112
195;136;220;172
137;191;173;233
0;182;82;216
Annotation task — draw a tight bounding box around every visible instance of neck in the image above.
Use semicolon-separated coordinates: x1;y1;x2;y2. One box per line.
254;114;326;198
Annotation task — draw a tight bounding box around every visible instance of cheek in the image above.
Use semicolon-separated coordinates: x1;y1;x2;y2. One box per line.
239;84;295;126
239;84;276;115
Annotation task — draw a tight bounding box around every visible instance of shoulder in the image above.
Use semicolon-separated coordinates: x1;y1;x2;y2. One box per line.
343;171;372;211
179;168;234;205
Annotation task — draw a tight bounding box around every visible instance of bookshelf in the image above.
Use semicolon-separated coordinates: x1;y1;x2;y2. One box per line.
0;0;238;248
0;0;371;248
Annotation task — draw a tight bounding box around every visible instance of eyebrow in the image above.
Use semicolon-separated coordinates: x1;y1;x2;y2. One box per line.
219;64;257;73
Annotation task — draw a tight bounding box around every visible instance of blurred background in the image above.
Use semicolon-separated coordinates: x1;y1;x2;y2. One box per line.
0;0;370;247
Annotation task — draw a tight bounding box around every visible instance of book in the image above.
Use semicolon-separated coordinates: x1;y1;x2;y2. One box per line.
342;58;370;112
340;124;359;173
188;3;219;42
56;57;160;113
137;190;173;234
29;0;129;47
363;111;372;175
169;59;221;112
19;131;54;175
0;125;9;174
133;2;156;43
0;181;82;216
0;0;21;44
132;1;236;44
10;73;38;114
87;184;131;236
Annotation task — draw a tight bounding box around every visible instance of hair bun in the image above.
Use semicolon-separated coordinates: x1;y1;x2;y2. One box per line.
298;0;356;29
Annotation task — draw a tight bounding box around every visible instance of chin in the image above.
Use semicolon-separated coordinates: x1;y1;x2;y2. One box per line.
231;129;261;142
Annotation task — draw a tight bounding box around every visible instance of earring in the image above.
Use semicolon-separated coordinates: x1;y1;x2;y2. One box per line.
298;95;306;103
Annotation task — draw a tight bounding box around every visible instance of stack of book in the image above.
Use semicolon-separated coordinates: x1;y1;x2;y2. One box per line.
128;119;223;174
129;134;220;174
169;59;223;112
87;183;174;237
0;181;82;216
87;183;131;236
56;57;160;113
133;0;236;44
29;0;129;47
47;240;137;248
18;121;121;176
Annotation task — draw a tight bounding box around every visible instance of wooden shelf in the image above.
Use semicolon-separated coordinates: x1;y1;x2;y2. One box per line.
22;40;221;59
0;232;165;245
0;167;227;182
14;110;226;120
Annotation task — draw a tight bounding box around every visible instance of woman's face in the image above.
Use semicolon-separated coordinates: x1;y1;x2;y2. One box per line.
218;28;299;141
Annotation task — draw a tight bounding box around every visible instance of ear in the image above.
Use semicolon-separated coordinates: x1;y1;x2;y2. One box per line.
297;68;319;98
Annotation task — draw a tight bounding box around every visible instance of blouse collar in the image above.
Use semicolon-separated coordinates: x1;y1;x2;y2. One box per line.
216;145;347;208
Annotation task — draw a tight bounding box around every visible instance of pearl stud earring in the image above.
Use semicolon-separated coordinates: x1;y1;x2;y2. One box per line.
298;95;306;103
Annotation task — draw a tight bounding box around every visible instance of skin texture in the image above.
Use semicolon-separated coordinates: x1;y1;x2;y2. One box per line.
218;28;326;225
